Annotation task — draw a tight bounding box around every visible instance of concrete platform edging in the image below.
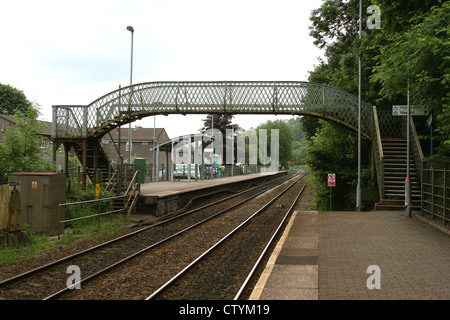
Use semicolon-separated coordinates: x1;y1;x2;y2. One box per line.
250;211;319;300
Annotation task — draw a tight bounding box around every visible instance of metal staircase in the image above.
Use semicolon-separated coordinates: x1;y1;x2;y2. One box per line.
375;139;421;210
372;104;425;211
69;138;111;184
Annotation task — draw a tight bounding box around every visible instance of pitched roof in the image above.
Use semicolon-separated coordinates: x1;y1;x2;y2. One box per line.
0;113;52;137
103;127;168;141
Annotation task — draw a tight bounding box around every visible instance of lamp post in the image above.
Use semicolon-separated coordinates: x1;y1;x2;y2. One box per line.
405;85;411;218
127;26;134;164
356;0;362;211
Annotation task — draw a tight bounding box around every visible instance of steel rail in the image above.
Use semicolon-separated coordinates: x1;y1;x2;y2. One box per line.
145;173;306;300
0;172;292;290
233;180;307;300
37;172;303;299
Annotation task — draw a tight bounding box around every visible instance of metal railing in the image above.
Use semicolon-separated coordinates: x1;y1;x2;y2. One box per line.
58;195;126;238
123;169;140;215
372;106;384;200
58;168;140;238
422;168;449;225
410;115;424;184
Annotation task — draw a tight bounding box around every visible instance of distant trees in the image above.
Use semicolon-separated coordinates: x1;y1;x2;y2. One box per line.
0;108;55;182
287;117;308;166
256;119;294;169
0;85;55;182
0;83;34;115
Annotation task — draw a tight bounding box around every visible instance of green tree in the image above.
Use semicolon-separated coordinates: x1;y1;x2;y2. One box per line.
0;107;55;182
200;114;242;161
0;83;34;115
305;121;370;210
371;2;450;156
256;120;294;169
201;114;241;135
287;117;308;165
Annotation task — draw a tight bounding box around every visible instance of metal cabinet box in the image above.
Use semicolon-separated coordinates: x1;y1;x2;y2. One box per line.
8;173;65;236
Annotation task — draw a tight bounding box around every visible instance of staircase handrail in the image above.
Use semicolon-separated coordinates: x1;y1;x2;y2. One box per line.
123;169;140;215
102;170;118;196
410;115;424;184
373;106;384;160
372;106;385;199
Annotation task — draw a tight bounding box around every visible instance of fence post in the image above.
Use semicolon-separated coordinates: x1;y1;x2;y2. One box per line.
431;167;435;220
98;201;101;231
421;167;424;214
58;205;62;240
444;168;447;225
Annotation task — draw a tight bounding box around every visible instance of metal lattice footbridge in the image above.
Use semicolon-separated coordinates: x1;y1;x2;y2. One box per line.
51;81;423;207
52;81;375;139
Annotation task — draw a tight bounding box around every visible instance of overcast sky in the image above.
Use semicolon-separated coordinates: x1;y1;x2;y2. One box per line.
1;0;324;139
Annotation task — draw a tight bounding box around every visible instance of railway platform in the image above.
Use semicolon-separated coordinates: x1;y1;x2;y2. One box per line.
250;210;450;300
137;171;287;216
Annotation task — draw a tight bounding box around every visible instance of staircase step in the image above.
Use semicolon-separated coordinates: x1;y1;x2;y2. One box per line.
374;199;421;211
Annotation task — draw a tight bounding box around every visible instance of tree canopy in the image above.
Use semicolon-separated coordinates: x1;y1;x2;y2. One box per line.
0;107;55;182
0;83;34;115
256;119;294;169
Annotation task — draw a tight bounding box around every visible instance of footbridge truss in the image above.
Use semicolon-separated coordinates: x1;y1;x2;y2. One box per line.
52;81;375;140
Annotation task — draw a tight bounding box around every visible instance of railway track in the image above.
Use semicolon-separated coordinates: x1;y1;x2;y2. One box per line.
0;170;307;300
146;173;307;300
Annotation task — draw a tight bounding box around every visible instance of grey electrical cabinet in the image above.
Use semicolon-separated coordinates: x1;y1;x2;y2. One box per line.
8;172;65;236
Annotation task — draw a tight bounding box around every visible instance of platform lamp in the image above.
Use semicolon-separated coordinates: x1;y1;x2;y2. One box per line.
356;0;362;212
126;26;134;164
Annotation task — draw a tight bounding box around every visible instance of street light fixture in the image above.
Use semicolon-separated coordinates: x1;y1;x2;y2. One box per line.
127;26;134;163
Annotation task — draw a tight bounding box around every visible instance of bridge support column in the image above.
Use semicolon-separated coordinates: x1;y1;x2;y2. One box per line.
64;143;69;179
171;139;174;183
187;135;191;182
52;141;58;165
93;141;98;185
81;139;87;190
165;151;169;181
194;136;199;181
156;145;160;182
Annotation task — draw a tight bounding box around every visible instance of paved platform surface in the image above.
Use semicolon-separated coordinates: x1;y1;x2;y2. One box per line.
140;171;283;197
250;210;450;300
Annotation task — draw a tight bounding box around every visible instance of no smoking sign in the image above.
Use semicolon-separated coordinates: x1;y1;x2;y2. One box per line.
328;173;336;187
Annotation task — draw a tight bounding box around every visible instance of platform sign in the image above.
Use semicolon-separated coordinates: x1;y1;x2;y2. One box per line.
392;105;426;116
328;174;336;212
327;173;336;187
